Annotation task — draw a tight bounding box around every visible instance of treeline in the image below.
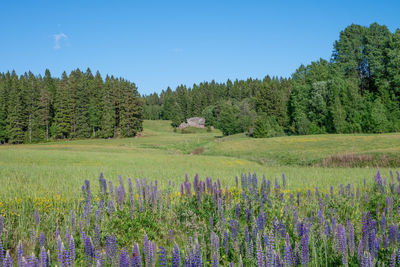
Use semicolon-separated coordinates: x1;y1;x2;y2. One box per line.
143;23;400;137
0;69;143;144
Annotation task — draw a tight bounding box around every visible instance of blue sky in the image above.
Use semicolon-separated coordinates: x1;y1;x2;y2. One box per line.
1;1;399;95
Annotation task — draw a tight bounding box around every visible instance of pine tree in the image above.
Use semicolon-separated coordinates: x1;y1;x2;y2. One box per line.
6;72;26;144
101;76;116;138
52;72;72;138
0;73;8;143
120;81;143;137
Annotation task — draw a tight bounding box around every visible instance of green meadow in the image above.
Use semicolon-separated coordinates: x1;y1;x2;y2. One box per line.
0;120;399;199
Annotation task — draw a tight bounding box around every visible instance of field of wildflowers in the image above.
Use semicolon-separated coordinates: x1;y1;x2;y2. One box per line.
0;169;399;266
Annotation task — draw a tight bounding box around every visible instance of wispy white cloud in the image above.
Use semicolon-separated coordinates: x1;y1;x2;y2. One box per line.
53;33;68;50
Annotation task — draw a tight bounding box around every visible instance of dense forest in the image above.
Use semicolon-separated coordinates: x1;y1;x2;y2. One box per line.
0;69;143;144
143;23;400;137
1;23;399;144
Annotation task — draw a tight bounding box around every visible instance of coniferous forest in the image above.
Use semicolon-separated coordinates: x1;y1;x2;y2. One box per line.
0;69;143;144
1;23;400;144
143;23;400;137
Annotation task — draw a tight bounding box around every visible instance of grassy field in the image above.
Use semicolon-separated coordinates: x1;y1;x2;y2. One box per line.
0;120;399;199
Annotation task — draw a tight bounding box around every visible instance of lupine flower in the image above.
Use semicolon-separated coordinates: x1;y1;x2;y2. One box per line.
223;230;229;255
389;249;396;267
336;224;347;265
3;250;12;267
172;243;180;267
256;237;265;267
383;233;389;250
389;224;398;245
0;239;4;264
40;246;47;267
17;240;24;266
230;219;239;240
129;244;140;267
95;250;105;267
211;253;218;267
119;248;129;267
301;226;309;266
94;225;100;249
85;235;94;266
158;246;167;267
293;242;300;266
284;234;294;267
348;222;355;257
106;234;117;264
30;229;36;246
69;235;75;265
194;242;202;266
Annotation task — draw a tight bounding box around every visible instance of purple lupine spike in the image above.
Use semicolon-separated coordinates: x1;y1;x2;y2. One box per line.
92;224;100;249
56;235;63;263
230;220;239;240
70;210;75;230
293;242;300;266
388;249;396;267
223;231;229;255
172;243;180;267
194;242;201;266
158;246;167;267
247;238;253;259
381;212;387;233
256;238;265;267
108;200;115;215
283;234;293;267
30;229;36;246
119;248;129;267
39;245;47;267
389;224;399;246
95;250;105;267
84;235;94;266
383;233;389;250
106;234;117;264
211;253;218;267
17;240;24;266
336;224;347;265
0;239;4;264
362;213;369;249
301;226;309;266
130;243;141;267
348;223;355;257
69;235;75;265
266;232;275;266
168;229;173;243
3;250;12;267
39;232;45;248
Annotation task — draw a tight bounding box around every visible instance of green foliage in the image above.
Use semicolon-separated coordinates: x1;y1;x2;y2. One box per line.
217;102;241;136
0;69;143;143
142;23;400;137
252;114;284;138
